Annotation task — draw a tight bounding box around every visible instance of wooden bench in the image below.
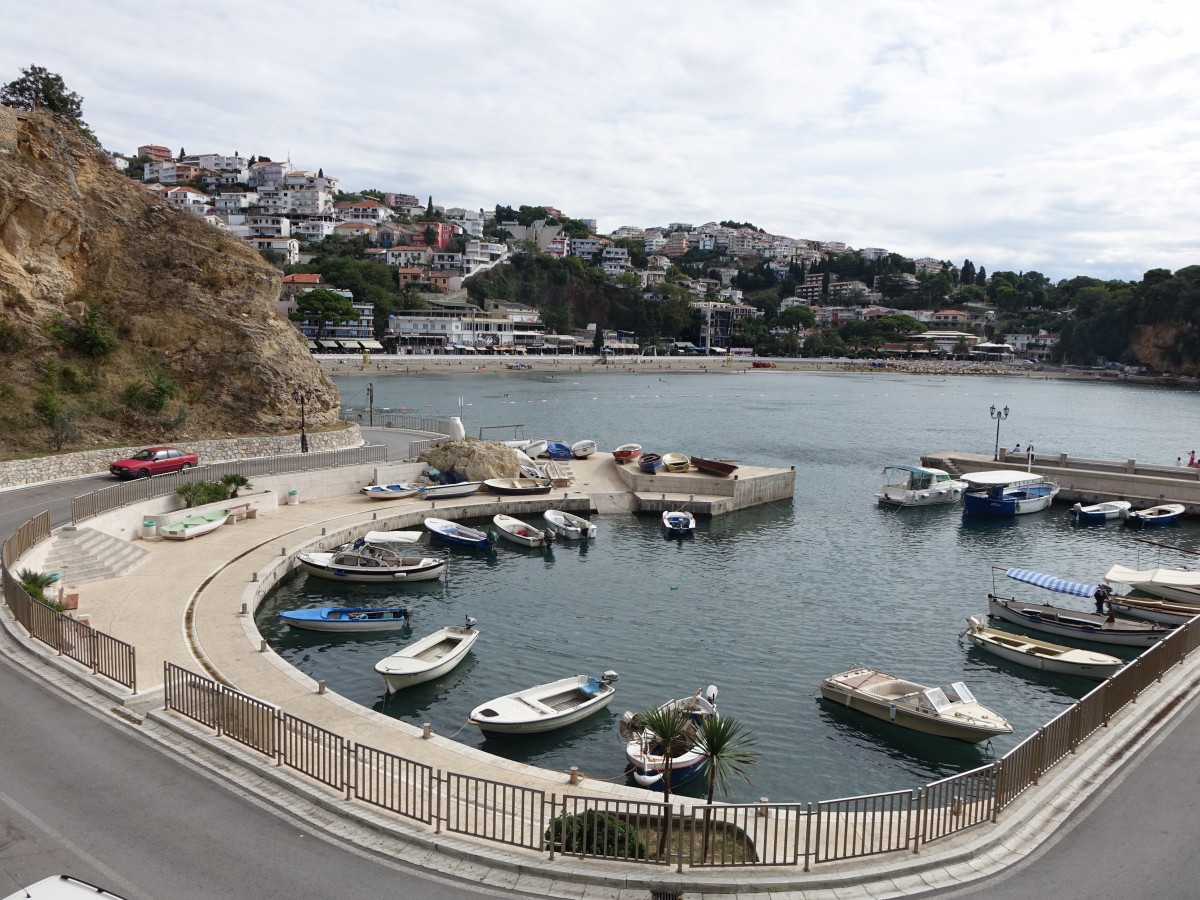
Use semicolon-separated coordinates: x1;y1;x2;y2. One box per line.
226;502;257;522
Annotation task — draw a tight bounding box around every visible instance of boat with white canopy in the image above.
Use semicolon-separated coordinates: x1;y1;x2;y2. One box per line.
1103;564;1200;604
961;470;1059;516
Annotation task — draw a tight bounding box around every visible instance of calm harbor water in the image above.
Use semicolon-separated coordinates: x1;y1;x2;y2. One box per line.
256;370;1200;803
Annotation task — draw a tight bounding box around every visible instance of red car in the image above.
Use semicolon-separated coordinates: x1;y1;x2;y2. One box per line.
109;446;199;479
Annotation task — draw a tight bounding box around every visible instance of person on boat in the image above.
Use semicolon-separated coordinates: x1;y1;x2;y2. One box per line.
1093;583;1113;616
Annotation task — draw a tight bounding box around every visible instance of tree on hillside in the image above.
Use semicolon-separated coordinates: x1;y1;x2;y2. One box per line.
288;288;358;341
1;64;97;144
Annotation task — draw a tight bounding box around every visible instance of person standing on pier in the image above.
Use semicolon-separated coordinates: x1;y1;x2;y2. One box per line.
1026;444;1035;472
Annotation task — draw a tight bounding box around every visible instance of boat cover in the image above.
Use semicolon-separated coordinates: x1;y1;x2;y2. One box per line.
1006;567;1097;597
963;469;1044;487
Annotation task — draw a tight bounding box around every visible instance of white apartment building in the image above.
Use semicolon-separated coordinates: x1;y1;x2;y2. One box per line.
215;191;258;214
462;241;509;277
162;186;211;213
246;215;290;238
570;237;601;258
292;218;338;243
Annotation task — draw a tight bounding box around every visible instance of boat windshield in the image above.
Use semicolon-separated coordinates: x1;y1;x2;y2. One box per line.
947;682;975;704
920;687;952;713
909;471;934;490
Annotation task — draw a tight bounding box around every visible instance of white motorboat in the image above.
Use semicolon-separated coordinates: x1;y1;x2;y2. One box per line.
961;470;1059;516
618;685;718;788
571;439;597;459
543;509;597;540
360;483;421;501
1122;503;1186;528
1069;500;1131;523
1104;564;1200;604
875;465;967;508
416;481;483;500
492;514;551;548
962;616;1124;680
819;667;1012;743
374;619;479;693
296;531;445;583
468;671;618;735
483;477;553;495
661;510;696;536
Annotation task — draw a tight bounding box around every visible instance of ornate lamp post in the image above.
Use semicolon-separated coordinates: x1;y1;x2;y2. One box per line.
292;387;314;453
989;404;1009;461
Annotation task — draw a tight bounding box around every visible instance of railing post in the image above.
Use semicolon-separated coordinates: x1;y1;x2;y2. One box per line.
991;761;1002;821
912;787;923;853
1032;728;1045;784
803;802;813;871
434;768;442;834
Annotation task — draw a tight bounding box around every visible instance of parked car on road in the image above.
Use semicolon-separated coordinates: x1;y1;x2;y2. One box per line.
109;446;199;479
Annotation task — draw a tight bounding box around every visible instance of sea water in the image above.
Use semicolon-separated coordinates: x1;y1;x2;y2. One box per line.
255;370;1200;802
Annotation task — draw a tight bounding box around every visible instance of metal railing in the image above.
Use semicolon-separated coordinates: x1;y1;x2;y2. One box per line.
71;445;388;524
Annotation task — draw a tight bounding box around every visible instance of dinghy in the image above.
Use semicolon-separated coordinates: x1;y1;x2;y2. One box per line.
375;618;479;692
468;671;618;735
612;443;642;464
571;439;597;459
492;514;551;548
1069;500;1131;523
1123;503;1185;528
962;616;1124;680
161;509;230;541
360;483;421;501
618;685;718;788
543;509;597;540
661;452;690;473
662;509;696;536
277;606;410;633
296;531;445;582
424;517;492;549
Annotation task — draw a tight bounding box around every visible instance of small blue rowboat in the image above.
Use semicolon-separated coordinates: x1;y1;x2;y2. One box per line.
545;441;573;460
1123;503;1185;528
638;453;663;473
425;517;492;549
277;606;410;633
662;510;696;536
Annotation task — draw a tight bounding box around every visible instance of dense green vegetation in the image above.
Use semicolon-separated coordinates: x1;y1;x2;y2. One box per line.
1;65;97;145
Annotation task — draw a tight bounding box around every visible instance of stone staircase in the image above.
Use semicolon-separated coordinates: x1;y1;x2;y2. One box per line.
41;526;150;586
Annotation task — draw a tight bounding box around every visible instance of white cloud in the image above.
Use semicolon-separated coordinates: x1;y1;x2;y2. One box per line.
6;0;1199;281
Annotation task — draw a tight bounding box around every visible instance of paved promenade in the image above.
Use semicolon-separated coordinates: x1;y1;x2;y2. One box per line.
13;466;1200;898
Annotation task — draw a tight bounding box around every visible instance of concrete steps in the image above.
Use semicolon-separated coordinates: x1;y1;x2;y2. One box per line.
41;526;149;586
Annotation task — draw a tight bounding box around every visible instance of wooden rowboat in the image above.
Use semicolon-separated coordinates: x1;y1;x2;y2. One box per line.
375;621;479;692
689;456;738;477
469;671;618;735
661;452;690;473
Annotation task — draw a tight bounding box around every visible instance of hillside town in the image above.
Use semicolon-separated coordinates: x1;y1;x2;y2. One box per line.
120;144;1058;363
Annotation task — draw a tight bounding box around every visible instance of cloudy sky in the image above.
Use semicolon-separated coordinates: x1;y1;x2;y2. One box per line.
7;1;1199;281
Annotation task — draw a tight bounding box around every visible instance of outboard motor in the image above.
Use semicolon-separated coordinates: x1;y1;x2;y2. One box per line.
703;684;719;708
601;670;619;687
464;615;478;630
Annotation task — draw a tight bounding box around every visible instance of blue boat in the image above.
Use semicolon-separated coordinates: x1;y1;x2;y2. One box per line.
638;453;664;473
277;606;410;633
662;510;696;536
1123;503;1185;528
961;470;1059;516
425;517;492;549
545;441;573;460
618;686;719;789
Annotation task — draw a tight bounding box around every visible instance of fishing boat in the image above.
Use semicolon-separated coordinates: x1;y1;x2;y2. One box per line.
482;477;553;495
1103;564;1200;604
544;441;574;460
277;605;410;633
296;532;446;581
617;685;719;788
638;453;664;473
1069;500;1132;523
1122;503;1186;528
468;671;619;735
424;517;492;549
571;439;597;459
360;483;422;501
543;509;597;540
962;616;1124;680
416;481;483;500
374;618;479;692
612;443;642;464
961;470;1059;516
160;508;230;541
1108;595;1200;626
662;509;696;536
661;452;690;473
875;465;966;508
492;514;551;548
689;456;738;477
988;594;1171;646
818;667;1012;743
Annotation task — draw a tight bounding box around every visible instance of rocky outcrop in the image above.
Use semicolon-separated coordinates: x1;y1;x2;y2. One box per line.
0;107;338;457
420;439;520;481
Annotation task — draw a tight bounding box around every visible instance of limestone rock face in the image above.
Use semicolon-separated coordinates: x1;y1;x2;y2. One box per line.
420;439;520;481
0;107;338;457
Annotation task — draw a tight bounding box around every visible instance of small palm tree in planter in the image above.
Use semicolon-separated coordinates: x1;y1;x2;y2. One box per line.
694;715;759;862
175;481;228;508
16;569;66;611
630;704;693;859
220;473;252;499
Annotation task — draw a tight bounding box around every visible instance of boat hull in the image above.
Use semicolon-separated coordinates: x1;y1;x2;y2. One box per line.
661;452;690;473
962;484;1058;516
543;510;596;540
571;440;597;459
613;444;642;463
689;456;737;477
965;626;1124;680
818;681;1009;743
277;607;410;633
987;595;1171;646
876;486;964;507
483;478;553;496
638;453;664;473
375;626;479;692
1070;501;1130;523
417;482;483;500
1103;565;1200;604
1109;598;1200;625
361;484;420;501
425;518;492;549
493;514;548;548
469;675;616;735
296;555;445;583
1124;504;1185;528
662;511;696;535
161;510;228;540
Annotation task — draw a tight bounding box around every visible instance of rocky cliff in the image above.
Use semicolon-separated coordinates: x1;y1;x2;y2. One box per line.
0;107;338;458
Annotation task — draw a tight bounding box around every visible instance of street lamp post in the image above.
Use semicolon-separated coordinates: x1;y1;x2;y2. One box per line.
989;404;1009;461
292;387;314;453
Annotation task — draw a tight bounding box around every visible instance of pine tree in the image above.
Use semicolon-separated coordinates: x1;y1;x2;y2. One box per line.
426;195;434;217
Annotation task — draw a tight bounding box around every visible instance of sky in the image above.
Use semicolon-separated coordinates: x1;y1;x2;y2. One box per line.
6;1;1200;283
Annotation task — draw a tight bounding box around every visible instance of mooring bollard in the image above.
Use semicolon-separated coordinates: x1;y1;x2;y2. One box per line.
317;680;326;695
569;766;581;785
422;723;431;739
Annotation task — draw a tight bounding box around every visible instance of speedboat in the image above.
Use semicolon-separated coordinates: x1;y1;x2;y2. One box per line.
962;616;1124;680
424;517;492;549
612;443;642;464
492;513;551;548
543;509;597;540
482;477;553;495
875;465;966;508
1123;503;1186;528
661;452;690;473
374;619;479;693
360;483;421;501
1103;564;1200;604
689;456;738;477
277;606;410;633
468;671;618;735
1070;500;1132;523
818;667;1012;743
618;685;719;788
662;510;696;536
161;509;230;541
571;439;597;459
296;533;445;583
638;453;664;473
961;470;1059;516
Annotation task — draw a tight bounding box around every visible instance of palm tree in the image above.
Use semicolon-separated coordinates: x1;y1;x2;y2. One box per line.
630;704;692;859
694;715;759;862
220;473;252;498
16;569;57;603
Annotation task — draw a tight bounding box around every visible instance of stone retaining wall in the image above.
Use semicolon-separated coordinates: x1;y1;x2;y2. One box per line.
0;425;364;491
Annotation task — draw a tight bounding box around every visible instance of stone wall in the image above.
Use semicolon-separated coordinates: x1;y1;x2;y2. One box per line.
0;425;364;491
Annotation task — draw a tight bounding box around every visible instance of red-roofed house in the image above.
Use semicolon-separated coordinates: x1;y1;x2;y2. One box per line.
335;198;392;224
